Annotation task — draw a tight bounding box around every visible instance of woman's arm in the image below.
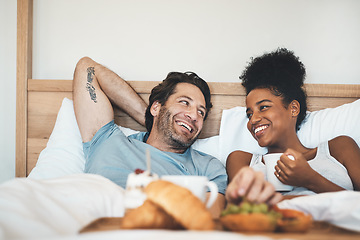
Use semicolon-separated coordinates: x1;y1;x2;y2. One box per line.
208;193;226;218
329;136;360;191
226;150;253;183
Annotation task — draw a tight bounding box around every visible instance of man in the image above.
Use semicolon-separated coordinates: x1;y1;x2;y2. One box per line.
73;57;281;217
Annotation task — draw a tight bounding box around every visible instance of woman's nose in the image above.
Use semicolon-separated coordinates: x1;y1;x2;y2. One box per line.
250;111;261;124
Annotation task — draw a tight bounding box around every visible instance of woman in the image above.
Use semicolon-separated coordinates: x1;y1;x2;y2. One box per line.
227;48;360;196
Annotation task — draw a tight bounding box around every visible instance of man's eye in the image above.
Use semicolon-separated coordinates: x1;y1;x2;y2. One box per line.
246;113;252;119
180;100;189;105
198;110;205;117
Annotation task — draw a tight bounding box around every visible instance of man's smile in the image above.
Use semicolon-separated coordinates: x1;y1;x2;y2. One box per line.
176;120;194;133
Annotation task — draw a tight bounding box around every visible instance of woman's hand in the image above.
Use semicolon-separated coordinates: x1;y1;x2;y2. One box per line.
226;166;282;205
275;149;316;188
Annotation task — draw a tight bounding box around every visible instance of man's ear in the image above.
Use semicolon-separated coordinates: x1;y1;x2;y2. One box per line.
290;100;300;117
150;101;161;117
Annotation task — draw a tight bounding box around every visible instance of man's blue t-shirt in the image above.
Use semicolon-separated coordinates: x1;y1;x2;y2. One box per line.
83;121;227;194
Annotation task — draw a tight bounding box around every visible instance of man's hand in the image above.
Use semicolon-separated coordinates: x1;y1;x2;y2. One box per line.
226;166;282;205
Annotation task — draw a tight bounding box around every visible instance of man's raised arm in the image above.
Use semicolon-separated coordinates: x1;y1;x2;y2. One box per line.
73;57;147;142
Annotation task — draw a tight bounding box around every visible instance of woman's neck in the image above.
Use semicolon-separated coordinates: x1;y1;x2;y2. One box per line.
267;135;307;154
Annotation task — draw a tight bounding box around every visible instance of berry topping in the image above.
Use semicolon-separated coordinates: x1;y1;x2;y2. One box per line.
134;168;144;174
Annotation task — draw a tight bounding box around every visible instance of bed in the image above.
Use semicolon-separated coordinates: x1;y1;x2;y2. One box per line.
3;0;360;239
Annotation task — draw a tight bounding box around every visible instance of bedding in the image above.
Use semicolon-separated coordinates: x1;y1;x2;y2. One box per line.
1;174;359;240
277;191;360;232
0;174;125;239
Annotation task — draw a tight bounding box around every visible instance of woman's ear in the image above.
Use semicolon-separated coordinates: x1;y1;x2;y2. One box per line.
150;101;161;117
290;100;300;117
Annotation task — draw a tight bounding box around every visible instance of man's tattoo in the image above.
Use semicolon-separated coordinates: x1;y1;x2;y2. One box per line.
86;67;97;103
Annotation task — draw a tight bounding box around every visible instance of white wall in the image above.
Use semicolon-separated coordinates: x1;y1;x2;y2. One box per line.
0;0;17;184
32;0;360;83
1;0;360;183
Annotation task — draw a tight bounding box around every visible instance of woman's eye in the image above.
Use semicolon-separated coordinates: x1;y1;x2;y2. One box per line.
260;105;269;111
180;100;189;105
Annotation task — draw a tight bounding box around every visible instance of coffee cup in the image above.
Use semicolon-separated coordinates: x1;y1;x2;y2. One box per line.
161;175;218;208
263;153;294;192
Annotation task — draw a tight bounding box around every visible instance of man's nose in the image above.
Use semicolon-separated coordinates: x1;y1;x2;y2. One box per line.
185;107;198;122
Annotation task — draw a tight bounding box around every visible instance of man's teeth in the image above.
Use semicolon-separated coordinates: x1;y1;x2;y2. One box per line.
178;122;192;132
254;125;268;134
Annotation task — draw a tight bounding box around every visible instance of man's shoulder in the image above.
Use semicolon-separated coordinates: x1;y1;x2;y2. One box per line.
189;147;222;164
127;131;147;141
191;147;213;157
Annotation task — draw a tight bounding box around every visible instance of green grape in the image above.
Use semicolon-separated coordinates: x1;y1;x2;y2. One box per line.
239;201;252;213
228;204;240;214
252;204;262;213
258;203;268;213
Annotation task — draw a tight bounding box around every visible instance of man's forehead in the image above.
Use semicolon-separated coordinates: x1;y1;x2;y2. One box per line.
173;82;201;93
173;83;205;103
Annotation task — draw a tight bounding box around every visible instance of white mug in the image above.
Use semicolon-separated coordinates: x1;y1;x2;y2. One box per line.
263;153;294;192
161;175;218;208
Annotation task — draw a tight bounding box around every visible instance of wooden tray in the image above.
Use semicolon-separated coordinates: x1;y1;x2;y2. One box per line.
80;217;360;240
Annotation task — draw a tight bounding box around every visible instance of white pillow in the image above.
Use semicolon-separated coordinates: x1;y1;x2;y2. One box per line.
298;100;360;148
28;98;85;179
28;98;139;179
29;98;360;178
192;136;221;160
218;99;360;165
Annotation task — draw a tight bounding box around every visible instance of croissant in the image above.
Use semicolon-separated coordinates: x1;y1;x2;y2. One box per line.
121;199;182;229
145;180;215;230
122;180;215;230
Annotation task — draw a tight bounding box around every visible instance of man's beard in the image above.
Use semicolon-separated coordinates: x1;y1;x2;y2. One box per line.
156;106;199;150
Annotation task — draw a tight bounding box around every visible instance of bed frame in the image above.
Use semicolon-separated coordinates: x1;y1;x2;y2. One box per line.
16;0;360;177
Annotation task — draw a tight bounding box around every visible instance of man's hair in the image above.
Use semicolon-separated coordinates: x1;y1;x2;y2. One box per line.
145;72;212;133
240;48;308;131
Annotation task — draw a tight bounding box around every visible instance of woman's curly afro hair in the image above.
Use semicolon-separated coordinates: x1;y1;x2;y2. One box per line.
240;48;308;131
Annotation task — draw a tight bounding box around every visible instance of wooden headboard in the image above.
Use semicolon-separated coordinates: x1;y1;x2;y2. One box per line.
16;0;360;177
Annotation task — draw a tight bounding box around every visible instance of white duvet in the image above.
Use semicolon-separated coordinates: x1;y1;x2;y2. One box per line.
1;174;360;240
0;174;125;239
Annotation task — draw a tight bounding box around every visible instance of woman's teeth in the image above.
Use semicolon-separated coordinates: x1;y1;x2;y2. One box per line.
254;125;268;134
